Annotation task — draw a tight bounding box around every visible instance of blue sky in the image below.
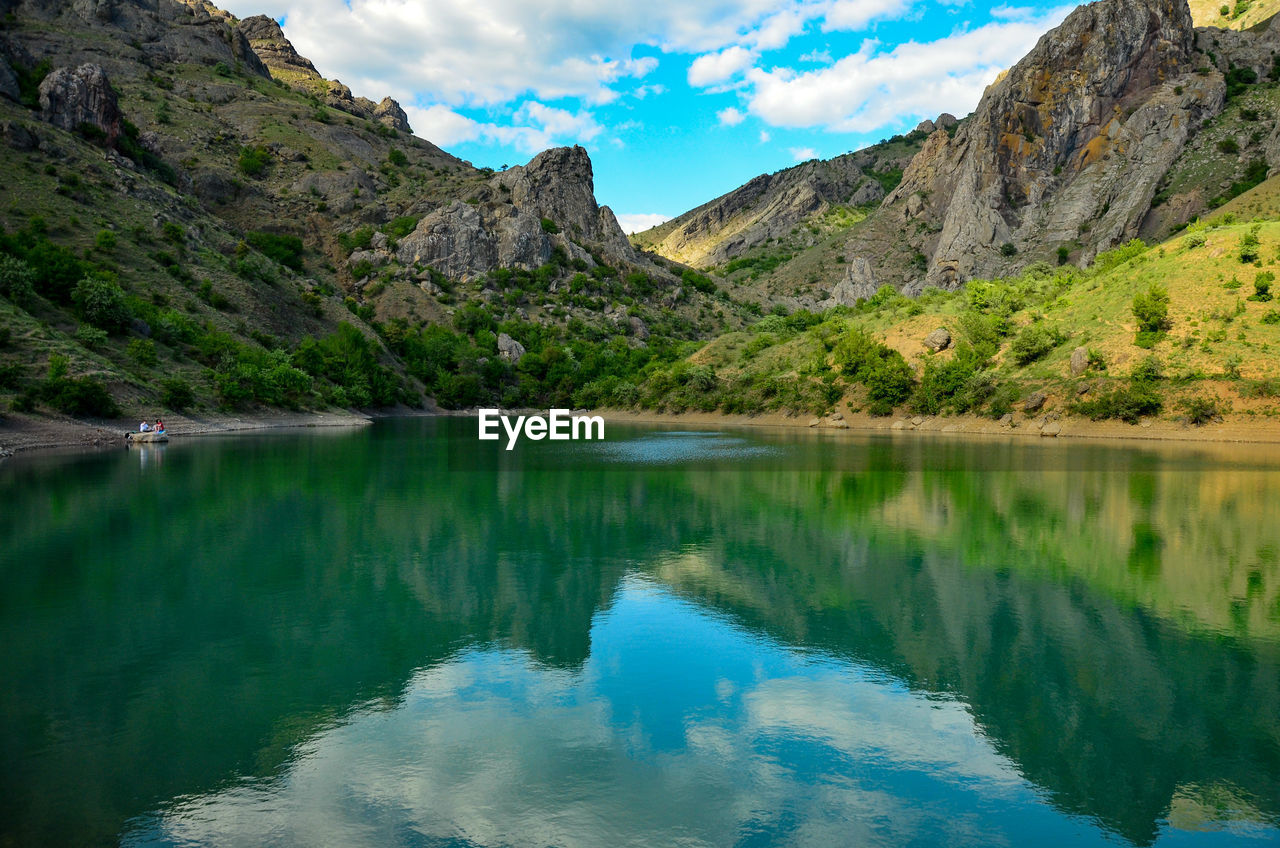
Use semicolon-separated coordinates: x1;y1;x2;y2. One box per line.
221;0;1074;232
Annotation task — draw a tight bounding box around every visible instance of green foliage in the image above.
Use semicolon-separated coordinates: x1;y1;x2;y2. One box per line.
292;322;402;408
160;377;195;411
1213;161;1269;208
127;338;158;367
214;347;315;409
1131;284;1170;347
866;167;904;194
680;268;716;295
540;217;560;234
1239;224;1261;263
94;230;117;253
14;59;52;109
1249;271;1274;302
1218;137;1240;155
1130;355;1164;383
833;329;915;415
36;355;120;418
1260;309;1280;325
1008;324;1063;365
1092;239;1147;274
387;147;408;167
999;242;1018;257
161;221;185;245
382;216;420;239
723;251;793;276
237;145;271;177
73;324;107;349
1056;245;1070;266
1071;382;1162;423
0;223;92;304
1224;64;1258;101
0;254;36;306
909;343;995;414
338;226;374;252
246;231;305;272
72;274;131;333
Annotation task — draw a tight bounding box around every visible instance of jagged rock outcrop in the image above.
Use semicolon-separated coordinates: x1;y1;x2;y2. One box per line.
392;146;639;280
822;256;879;307
38;63;122;143
240;13;411;132
374;97;412;134
496;333;526;363
238;15;318;77
871;0;1224;291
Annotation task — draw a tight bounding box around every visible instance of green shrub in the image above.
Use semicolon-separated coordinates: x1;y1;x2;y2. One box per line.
1071;382;1162;423
383;216;419;239
1009;324;1062;365
1130;355;1164;383
72;275;131;333
0;254;36;306
39;356;120;417
540;218;560;234
1239;225;1261;263
1132;284;1171;347
1056;245;1070;266
73;323;108;349
387;147;408;167
1261;309;1280;324
1250;271;1274;302
999;242;1018;257
127;338;158;366
160;377;195;411
94;230;117;253
1218;137;1240;155
246;231;305;272
237;145;271;177
1181;396;1219;425
338;226;374;252
834;329;914;415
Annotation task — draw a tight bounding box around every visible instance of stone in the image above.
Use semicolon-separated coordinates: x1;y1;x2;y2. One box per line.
1069;346;1089;377
1041;421;1062;437
808;417;821;428
890;419;908;430
497;333;526;364
1023;391;1047;414
998;413;1014;427
1077;382;1092;396
373;97;412;133
823;256;879;307
628;316;649;340
396;200;498;280
2;120;37;151
370;231;389;251
914;119;936;134
38;64;123;143
0;60;19;103
935;113;958;130
924;327;951;352
911;416;925;427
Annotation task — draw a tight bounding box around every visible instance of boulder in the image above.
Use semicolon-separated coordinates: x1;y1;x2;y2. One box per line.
914;118;936;134
2;120;37;151
628;316;649;340
38;63;122;143
1069;346;1089;377
935;113;958;130
1041;421;1062;437
923;327;951;352
1023;391;1048;413
497;333;526;364
395;200;497;281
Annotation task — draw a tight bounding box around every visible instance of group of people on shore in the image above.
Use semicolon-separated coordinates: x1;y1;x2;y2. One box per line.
139;419;165;434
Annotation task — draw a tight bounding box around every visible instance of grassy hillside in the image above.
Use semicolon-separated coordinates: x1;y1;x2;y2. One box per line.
621;216;1280;426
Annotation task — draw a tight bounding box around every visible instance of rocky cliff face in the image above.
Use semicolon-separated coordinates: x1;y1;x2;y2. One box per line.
640;141;922;270
392;146;639;281
872;0;1222;291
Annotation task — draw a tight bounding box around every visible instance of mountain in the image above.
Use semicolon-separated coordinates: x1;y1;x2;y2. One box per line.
0;0;746;425
640;0;1280;302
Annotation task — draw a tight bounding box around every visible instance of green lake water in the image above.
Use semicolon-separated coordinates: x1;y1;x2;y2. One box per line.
2;417;1279;847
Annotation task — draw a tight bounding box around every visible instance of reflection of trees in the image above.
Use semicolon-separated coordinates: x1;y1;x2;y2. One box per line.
1;421;1278;846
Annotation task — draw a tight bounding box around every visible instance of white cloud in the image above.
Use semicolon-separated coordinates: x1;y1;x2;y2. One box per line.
747;7;1072;132
404;102;602;155
615;213;671;234
759;130;771;143
799;48;833;64
823;0;913;31
688;46;758;88
790;146;818;160
717;107;747;126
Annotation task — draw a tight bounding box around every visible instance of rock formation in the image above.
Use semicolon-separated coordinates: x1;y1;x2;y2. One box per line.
873;0;1223;291
38;63;122;143
394;146;638;280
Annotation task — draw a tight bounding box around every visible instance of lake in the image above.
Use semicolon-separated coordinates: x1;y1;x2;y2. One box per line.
2;417;1278;847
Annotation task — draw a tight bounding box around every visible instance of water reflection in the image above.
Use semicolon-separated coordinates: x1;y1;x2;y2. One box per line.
1;420;1279;847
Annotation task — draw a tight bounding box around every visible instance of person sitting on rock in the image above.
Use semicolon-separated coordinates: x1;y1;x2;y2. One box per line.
139;421;151;433
155;419;165;434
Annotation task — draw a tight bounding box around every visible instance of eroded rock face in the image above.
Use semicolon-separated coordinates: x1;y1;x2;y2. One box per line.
395;200;498;280
238;15;317;76
38;63;122;143
0;59;19;102
374;97;412;133
497;333;526;363
823;256;879;307
879;0;1221;291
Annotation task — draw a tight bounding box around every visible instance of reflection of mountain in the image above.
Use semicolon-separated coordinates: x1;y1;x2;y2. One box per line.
1;420;1278;846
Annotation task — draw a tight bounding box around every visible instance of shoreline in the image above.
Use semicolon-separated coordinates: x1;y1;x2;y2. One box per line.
0;408;381;458
9;401;1280;459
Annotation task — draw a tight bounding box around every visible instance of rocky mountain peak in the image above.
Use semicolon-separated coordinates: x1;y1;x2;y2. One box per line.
863;0;1223;290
